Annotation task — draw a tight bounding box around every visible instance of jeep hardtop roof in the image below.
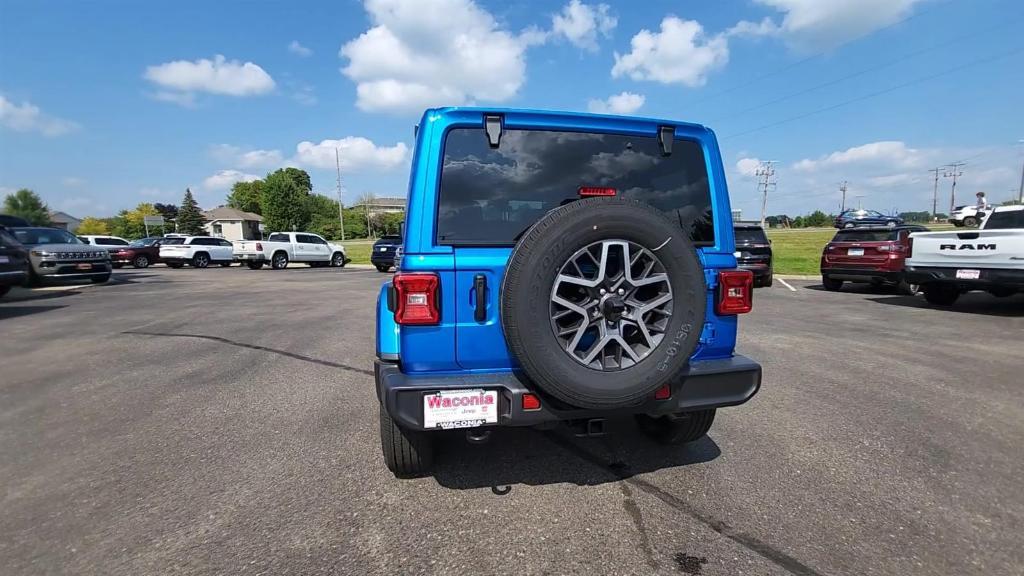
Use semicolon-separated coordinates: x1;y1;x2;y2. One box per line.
424;107;711;134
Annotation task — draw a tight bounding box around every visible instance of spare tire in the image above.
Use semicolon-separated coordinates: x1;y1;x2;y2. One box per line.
501;197;706;409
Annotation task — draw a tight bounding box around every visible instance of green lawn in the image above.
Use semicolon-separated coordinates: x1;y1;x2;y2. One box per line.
341;240;375;265
767;224;956;275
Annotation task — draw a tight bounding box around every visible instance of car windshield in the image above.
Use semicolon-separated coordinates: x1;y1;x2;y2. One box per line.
846;210;885;218
832;229;898;242
12;228;82;245
1;227;23;247
734;228;768;244
436;128;715;246
161;238;185;245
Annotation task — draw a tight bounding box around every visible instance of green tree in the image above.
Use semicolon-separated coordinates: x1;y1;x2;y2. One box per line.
371;211;404;236
76;217;110;235
109;203;161;239
226;180;264;214
262;169;311;232
3;188;50;225
804;210;832;228
176;188;205;235
342;207;368;238
281;167;312;193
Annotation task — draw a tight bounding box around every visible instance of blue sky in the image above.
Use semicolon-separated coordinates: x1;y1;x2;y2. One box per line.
1;0;1021;219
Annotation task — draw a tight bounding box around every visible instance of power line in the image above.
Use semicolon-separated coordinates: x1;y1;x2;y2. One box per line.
688;0;953;108
722;46;1024;140
707;16;1021;124
944;162;966;214
755;161;778;227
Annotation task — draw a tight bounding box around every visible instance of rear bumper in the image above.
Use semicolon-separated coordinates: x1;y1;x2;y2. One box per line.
234;253;268;262
376;355;762;432
904;266;1024;290
737;262;771;278
821;267;902;283
370;254;396;265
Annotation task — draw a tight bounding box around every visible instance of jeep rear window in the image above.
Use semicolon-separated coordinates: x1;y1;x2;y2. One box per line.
437;128;715;246
832;230;898;242
983;210;1024;229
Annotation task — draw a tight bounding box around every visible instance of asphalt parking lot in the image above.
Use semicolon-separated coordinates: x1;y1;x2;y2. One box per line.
1;267;1022;576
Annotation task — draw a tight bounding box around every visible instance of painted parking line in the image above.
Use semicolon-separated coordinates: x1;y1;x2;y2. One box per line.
777;278;798;292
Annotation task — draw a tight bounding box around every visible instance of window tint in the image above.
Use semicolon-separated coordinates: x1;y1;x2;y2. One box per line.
437;128;714;245
98;237;128;246
734;228;768;244
832;230;898;242
983;210;1024;229
13;228;82;245
268;233;289;242
296;234;313;243
0;228;22;247
161;238;184;245
311;235;328;245
218;239;233;247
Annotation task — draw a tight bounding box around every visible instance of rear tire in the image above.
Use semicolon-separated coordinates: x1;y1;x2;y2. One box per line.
133;255;150;268
896;278;919;296
822;276;843;291
760;274;773;288
375;264;391;273
0;285;11;298
636;410;715;445
191;253;210;268
331;252;346;267
247;261;264;270
923;284;959;306
379;404;434;478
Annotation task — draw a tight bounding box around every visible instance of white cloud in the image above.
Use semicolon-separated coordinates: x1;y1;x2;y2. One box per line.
726;17;780;39
291;83;317;106
587;91;644;114
612;17;728;87
340;0;540;112
144;55;275;105
792;141;925;172
288;40;313;57
0;94;79;136
736;157;762;177
551;0;617;51
202;169;260;191
209;144;284;169
293;136;409;171
62;177;85;187
752;0;924;51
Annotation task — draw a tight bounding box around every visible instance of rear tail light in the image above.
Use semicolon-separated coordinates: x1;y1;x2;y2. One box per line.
907;237;913;258
522;393;541;411
578;186;617;197
717;270;753;315
654;384;671;400
255;242;263;252
393;273;441;325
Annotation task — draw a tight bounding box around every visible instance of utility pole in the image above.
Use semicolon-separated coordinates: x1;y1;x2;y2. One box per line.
855;195;865;210
1018;153;1024;204
928;167;942;219
755;160;777;228
335;148;346;241
944;162;966;215
839;181;848;212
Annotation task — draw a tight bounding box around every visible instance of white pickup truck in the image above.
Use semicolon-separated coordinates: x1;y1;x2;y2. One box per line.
234;232;348;270
905;205;1024;305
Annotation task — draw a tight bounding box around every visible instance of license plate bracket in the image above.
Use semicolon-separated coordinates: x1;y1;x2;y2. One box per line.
955;269;981;280
423;389;499;430
76;263;93;270
847;248;864;256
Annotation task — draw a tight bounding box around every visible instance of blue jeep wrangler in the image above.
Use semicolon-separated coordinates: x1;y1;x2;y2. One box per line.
376;108;761;477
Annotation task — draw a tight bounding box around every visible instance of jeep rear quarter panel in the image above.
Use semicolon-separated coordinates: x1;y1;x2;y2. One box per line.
383;108;741;374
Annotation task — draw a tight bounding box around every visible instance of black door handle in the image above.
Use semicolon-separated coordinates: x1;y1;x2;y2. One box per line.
473;274;487;322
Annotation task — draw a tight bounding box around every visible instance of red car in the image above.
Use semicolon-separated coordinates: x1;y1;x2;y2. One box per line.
820;225;928;295
111;237;169;268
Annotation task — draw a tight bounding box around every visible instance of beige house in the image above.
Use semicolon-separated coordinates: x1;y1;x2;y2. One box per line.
48;210;82;232
202;207;262;241
351;196;406;215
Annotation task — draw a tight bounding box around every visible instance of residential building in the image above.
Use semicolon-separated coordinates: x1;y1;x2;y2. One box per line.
351;196;406;215
48;210;82;232
202;207;262;241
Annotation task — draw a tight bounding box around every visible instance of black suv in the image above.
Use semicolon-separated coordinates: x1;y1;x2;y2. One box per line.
0;226;30;298
734;222;773;287
371;235;401;272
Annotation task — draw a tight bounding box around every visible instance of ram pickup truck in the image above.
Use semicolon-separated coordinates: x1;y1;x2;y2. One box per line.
375;108;762;477
905;205;1024;305
234;232;347;270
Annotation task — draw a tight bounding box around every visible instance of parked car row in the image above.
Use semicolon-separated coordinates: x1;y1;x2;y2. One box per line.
820;205;1024;306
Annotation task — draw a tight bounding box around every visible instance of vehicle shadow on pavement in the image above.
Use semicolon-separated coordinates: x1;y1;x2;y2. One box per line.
430;419;721;490
868;293;1024;317
0;304;67;320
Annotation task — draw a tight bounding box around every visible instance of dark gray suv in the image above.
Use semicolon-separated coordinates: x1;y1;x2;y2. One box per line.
10;227;112;285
